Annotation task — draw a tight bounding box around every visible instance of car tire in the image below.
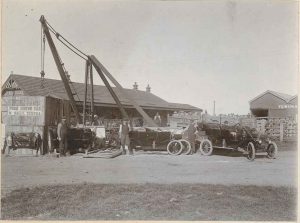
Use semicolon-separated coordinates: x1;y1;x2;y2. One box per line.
167;140;183;155
199;139;213;156
179;139;191;155
267;142;278;159
246;142;256;161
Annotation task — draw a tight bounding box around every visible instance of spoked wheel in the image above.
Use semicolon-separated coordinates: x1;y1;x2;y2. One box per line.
267;142;278;159
246;142;256;161
179;139;191;155
199;139;213;156
167;140;183;155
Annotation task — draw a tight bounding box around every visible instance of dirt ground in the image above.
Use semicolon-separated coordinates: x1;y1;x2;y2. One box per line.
1;183;296;221
1;150;297;196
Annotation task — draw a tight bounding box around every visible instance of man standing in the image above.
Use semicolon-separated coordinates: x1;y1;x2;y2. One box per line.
186;120;197;154
119;118;133;155
57;116;68;156
154;112;162;127
92;114;100;126
33;133;42;156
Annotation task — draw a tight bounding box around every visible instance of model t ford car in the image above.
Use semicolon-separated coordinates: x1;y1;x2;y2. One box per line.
196;122;278;161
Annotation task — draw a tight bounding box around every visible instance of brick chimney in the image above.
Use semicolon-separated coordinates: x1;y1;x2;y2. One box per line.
146;84;151;93
133;82;138;90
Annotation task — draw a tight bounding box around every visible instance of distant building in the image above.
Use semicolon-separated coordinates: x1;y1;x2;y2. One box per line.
249;90;297;141
249;90;297;119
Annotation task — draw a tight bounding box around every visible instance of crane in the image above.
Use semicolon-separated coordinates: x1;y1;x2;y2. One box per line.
39;15;157;127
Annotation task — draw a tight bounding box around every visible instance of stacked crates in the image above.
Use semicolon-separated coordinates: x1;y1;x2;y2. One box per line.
264;117;297;141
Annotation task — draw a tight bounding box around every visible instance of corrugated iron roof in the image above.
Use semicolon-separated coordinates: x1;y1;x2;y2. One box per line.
3;74;202;111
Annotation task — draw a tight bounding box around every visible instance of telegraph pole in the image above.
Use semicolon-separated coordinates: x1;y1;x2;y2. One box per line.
213;100;216;116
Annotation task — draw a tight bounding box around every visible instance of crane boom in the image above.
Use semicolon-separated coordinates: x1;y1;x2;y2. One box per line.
39;15;81;123
90;55;157;127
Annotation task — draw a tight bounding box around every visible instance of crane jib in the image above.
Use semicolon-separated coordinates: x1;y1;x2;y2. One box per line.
39;15;157;127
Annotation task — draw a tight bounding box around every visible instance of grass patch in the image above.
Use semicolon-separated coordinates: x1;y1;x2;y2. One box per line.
1;183;296;221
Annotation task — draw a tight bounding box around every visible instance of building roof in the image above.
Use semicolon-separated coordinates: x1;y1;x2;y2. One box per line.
249;90;297;104
2;74;202;112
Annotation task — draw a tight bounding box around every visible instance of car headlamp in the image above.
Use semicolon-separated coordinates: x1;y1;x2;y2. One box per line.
258;139;262;144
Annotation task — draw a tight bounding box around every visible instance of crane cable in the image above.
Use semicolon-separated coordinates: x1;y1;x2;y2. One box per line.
40;24;46;88
41;19;88;103
45;20;88;60
45;21;88;102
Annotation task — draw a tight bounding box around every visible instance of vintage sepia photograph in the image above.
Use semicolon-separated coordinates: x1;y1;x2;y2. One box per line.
1;0;298;221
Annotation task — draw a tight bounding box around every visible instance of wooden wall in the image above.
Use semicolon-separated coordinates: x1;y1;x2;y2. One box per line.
2;96;45;126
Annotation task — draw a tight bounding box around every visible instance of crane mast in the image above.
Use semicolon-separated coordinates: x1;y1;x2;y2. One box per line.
40;15;81;124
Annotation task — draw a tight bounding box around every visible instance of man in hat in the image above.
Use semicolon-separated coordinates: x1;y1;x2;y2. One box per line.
119;118;133;155
185;119;197;154
57;116;68;156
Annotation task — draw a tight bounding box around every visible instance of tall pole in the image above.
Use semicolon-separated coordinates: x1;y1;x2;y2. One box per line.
83;60;90;125
213;100;216;116
39;15;81;124
90;63;94;122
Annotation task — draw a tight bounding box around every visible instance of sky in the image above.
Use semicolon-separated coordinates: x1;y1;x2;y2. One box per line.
2;0;299;115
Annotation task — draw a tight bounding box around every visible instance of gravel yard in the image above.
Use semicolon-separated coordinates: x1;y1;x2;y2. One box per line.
1;150;297;195
1;150;297;220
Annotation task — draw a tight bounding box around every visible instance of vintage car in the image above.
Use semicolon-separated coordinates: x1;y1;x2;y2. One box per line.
47;125;120;154
48;127;95;154
3;132;42;155
129;127;191;155
196;122;278;160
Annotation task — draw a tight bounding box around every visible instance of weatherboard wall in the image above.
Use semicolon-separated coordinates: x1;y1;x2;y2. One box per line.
2;96;45;127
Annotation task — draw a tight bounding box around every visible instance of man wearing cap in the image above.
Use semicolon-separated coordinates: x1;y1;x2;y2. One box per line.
119;118;133;155
57;116;68;156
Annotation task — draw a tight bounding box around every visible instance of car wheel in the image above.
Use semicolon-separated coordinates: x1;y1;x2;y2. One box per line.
167;140;183;155
246;142;256;161
199;139;213;156
179;139;191;155
267;142;278;159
